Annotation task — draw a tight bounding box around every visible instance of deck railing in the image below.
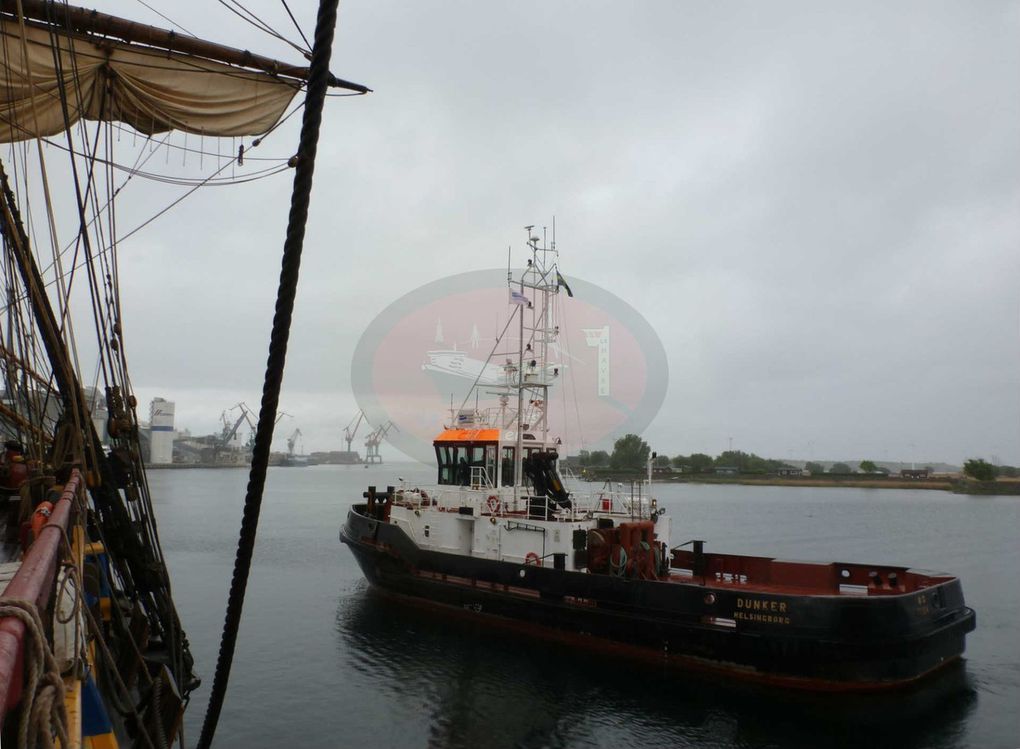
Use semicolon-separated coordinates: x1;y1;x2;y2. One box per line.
0;468;81;726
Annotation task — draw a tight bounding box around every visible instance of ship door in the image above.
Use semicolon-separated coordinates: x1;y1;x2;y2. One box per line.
485;444;497;487
501;447;515;487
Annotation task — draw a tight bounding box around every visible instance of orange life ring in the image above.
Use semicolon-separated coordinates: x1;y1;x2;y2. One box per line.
486;495;501;514
31;500;54;540
525;551;542;567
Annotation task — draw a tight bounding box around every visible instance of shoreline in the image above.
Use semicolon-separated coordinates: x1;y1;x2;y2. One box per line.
574;472;1020;496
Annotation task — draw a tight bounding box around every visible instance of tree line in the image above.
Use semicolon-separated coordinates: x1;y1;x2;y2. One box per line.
575;434;795;474
574;435;1018;481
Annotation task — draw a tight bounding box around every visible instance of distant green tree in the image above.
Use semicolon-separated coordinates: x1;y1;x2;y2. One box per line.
588;450;610;467
577;450;591;467
671;454;687;469
686;453;715;473
998;465;1018;478
859;460;877;473
830;462;853;474
963;459;996;481
805;461;825;476
610;434;650;470
710;450;790;474
653;454;671;468
714;450;747;468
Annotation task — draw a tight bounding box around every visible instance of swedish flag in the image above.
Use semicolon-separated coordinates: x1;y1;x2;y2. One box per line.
556;271;574;297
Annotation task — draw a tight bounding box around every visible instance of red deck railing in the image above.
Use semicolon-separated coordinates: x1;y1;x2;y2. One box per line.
0;468;81;728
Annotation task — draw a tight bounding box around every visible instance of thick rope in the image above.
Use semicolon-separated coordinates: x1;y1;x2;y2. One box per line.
196;1;342;746
0;597;69;749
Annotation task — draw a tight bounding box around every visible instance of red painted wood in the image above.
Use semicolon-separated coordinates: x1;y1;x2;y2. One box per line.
0;469;80;727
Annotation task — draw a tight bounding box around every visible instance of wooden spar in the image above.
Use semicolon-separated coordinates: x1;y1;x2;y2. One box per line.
0;468;80;719
0;341;52;390
0;398;53;443
0;0;371;93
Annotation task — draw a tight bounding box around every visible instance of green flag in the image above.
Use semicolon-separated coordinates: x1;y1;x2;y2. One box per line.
556;271;574;297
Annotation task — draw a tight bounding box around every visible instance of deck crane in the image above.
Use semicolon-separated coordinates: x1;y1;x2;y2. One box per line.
343;411;365;454
364;421;397;464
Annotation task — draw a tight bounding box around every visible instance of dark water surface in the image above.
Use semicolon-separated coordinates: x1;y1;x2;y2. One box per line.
147;464;1019;748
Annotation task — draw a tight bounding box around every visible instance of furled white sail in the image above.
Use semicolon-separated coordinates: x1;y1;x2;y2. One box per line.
0;18;298;143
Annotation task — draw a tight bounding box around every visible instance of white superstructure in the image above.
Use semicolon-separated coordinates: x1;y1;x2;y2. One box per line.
387;226;667;570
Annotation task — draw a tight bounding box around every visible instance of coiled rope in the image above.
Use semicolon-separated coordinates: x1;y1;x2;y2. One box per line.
0;598;69;749
196;1;343;747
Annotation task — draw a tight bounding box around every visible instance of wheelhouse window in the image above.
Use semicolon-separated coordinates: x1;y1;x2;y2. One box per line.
435;443;493;486
436;445;456;484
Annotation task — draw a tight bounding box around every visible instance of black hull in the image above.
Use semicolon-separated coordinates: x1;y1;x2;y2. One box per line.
340;505;975;690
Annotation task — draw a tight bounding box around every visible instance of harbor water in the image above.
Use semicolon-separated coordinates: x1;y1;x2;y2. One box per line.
148;464;1019;748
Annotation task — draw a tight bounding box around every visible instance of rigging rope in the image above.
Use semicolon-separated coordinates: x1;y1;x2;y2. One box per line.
132;0;198;38
215;0;308;56
280;0;311;51
197;0;342;746
0;598;69;749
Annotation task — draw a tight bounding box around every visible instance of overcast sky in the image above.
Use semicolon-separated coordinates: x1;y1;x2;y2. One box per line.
84;0;1019;465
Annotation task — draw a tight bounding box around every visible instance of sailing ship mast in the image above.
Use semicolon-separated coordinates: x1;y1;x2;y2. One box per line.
0;0;370;93
0;1;366;744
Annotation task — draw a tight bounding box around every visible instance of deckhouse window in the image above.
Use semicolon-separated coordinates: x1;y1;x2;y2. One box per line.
435;443;492;486
436;445;455;484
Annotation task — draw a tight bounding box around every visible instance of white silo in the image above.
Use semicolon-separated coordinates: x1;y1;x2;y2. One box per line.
149;398;175;464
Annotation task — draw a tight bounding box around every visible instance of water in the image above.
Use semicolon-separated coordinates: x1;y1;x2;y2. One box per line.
146;464;1020;748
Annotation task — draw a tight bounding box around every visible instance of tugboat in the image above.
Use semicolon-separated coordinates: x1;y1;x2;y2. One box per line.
340;228;975;690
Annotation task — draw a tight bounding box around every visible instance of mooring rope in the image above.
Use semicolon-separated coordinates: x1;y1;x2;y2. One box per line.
0;597;69;749
196;1;343;747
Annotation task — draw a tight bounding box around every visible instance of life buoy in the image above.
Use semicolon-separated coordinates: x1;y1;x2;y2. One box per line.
486;495;501;515
31;501;54;540
525;551;542;567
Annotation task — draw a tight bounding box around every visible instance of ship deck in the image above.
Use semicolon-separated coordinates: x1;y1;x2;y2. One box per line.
668;548;955;597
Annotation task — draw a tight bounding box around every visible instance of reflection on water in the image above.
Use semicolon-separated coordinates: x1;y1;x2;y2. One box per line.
153;468;1013;748
336;585;977;749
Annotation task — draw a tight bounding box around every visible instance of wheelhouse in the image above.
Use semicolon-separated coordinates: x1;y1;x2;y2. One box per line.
433;428;557;490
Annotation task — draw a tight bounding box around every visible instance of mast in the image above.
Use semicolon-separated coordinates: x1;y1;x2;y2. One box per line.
198;0;344;743
510;225;561;500
514;248;526;499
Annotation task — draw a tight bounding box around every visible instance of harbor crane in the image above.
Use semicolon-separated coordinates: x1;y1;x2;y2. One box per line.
213;402;252;461
364;421;397;464
343;411;365;454
286;428;303;457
